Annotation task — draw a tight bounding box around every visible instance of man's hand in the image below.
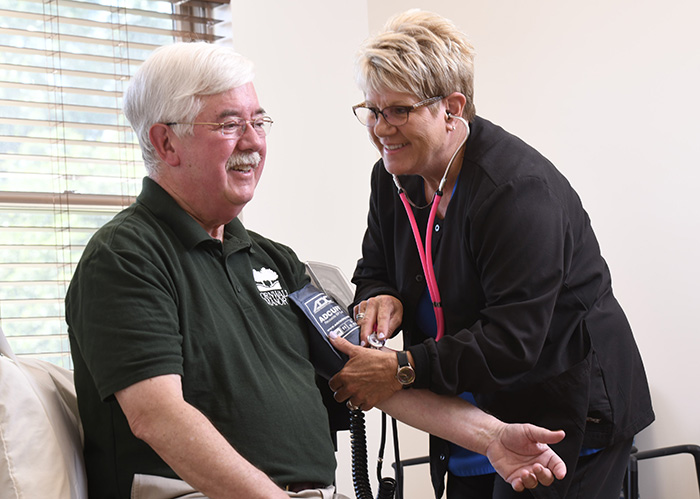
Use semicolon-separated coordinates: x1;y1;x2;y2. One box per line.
487;423;567;491
377;389;567;492
327;332;402;410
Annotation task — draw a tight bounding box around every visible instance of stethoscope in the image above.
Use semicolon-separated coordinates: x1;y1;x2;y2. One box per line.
391;113;470;341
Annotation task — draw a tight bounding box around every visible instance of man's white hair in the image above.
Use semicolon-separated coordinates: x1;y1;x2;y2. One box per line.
122;42;255;174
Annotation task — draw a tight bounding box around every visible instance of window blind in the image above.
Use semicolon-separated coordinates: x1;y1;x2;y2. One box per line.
0;0;229;367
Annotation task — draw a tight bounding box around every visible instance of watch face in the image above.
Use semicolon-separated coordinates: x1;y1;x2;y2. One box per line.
397;366;415;385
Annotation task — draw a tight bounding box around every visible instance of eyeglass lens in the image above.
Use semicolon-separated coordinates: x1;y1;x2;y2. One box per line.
221;119;272;137
354;96;444;127
354;106;410;127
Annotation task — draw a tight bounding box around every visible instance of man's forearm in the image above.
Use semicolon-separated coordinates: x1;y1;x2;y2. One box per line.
140;403;287;498
377;388;503;455
117;376;288;499
377;388;567;491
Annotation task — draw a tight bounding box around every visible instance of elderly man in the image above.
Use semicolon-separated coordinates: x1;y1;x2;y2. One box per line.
66;42;566;499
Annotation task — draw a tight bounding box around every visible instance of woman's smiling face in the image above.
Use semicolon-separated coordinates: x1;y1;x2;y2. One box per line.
363;89;451;181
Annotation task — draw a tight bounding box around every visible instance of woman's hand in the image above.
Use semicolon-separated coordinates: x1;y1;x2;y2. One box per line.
353;294;403;345
327;333;402;410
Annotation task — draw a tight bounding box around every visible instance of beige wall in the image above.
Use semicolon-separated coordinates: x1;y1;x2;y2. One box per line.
231;1;700;497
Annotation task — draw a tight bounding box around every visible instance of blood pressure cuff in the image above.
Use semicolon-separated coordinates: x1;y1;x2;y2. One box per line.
289;283;361;380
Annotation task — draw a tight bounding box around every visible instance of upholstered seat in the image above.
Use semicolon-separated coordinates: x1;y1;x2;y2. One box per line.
0;327;87;499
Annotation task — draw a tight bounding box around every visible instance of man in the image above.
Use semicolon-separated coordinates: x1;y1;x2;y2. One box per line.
66;42;566;499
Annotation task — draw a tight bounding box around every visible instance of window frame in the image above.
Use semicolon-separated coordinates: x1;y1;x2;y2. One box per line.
0;0;231;366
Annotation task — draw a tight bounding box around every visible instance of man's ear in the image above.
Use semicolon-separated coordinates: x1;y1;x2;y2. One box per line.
149;123;181;166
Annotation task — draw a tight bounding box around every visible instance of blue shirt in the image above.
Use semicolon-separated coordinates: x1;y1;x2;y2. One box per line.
417;288;495;477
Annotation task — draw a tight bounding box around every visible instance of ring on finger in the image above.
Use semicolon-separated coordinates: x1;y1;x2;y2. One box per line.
355;312;366;321
346;400;360;411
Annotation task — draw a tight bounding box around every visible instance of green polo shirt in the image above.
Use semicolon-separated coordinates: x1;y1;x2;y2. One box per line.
66;177;336;498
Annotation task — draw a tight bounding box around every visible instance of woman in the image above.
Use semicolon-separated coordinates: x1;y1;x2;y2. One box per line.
328;9;654;499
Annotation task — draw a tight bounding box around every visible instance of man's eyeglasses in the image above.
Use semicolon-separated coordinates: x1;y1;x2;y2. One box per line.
352;96;444;127
166;116;274;138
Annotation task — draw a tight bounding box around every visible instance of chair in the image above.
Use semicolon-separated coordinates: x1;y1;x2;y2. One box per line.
392;455;430;499
0;262;347;499
395;446;700;499
623;444;700;498
0;327;87;499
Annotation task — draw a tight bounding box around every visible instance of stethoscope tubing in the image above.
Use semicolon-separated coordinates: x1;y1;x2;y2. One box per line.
393;115;470;341
398;188;446;340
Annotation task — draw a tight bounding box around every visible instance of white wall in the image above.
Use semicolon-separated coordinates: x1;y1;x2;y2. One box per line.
232;1;700;497
229;1;376;280
228;2;382;496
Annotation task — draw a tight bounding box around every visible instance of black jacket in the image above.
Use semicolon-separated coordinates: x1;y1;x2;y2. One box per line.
352;116;654;497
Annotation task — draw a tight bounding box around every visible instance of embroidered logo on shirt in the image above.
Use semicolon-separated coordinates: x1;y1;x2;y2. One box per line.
253;267;289;306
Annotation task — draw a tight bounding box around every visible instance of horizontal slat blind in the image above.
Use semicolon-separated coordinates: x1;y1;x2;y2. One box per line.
0;0;229;367
0;203;123;366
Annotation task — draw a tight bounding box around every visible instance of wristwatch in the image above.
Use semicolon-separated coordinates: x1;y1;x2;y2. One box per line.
395;351;415;388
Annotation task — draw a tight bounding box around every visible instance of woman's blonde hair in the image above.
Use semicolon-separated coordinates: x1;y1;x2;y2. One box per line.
355;9;476;120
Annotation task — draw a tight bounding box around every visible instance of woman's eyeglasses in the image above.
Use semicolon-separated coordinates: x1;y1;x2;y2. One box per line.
352;96;444;127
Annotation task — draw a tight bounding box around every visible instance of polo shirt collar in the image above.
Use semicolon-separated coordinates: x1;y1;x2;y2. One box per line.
222;217;253;254
136;177;252;252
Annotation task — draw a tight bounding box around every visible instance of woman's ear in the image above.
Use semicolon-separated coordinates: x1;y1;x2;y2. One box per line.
445;92;467;119
149;123;181;166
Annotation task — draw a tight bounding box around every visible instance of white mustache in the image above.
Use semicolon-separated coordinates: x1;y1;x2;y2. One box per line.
226;152;261;171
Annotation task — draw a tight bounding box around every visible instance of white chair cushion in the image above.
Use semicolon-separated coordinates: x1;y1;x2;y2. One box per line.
0;328;87;499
